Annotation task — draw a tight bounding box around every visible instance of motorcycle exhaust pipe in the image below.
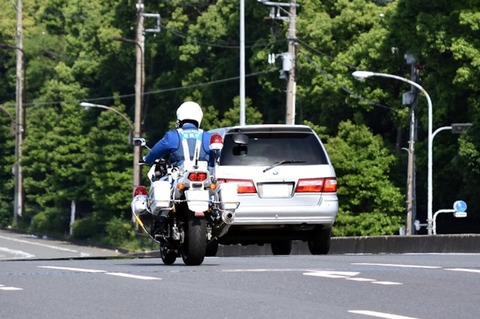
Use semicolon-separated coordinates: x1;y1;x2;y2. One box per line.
212;211;235;238
221;211;235;225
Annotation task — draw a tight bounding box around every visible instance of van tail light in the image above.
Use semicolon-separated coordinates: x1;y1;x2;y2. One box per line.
133;185;148;197
323;178;338;192
295;178;337;193
218;179;257;194
209;133;223;151
188;172;208;181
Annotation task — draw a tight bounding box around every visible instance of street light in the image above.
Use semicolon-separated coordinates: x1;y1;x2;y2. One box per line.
431;124;472;234
79;102;134;136
79;102;138;189
352;70;434;234
111;34;144;189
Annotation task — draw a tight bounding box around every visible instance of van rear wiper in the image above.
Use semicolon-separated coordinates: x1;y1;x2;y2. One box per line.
263;160;305;173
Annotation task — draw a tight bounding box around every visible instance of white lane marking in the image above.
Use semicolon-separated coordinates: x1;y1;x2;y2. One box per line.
346;277;376;282
222;268;307;272
0;286;23;291
38;266;106;273
446;268;480;274
0;235;82;254
352;262;440;269
303;271;359;278
303;270;402;285
106;272;162;280
0;247;35;259
38;266;162;281
372;281;403;286
349;310;419;319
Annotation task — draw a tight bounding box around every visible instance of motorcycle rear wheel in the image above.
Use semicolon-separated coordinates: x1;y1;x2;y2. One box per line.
181;214;207;265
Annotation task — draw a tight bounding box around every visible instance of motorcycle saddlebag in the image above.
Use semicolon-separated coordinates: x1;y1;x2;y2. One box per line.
217;183;238;210
150;180;171;214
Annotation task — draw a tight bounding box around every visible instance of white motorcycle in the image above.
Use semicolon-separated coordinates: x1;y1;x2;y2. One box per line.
130;134;239;265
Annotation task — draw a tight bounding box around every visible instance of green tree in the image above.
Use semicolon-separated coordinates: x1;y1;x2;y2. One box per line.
325;121;404;236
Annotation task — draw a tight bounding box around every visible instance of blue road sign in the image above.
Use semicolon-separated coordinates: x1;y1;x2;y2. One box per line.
453;200;467;212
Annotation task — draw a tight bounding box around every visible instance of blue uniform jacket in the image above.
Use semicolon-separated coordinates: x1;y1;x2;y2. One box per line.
143;123;215;167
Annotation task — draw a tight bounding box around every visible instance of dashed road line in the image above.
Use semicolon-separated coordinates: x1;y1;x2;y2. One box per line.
38;266;162;281
349;310;419;319
445;268;480;274
352;263;441;269
105;272;162;280
39;266;106;273
0;284;23;291
303;270;403;285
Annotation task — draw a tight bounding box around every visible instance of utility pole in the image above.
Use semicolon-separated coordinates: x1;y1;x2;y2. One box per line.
403;52;418;235
285;0;297;125
14;0;24;222
133;0;145;189
259;0;298;124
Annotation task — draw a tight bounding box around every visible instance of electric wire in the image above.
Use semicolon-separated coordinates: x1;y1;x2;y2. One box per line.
19;69;276;109
299;49;397;112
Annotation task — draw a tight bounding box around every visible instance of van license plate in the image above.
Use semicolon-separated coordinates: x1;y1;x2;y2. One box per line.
260;184;291;198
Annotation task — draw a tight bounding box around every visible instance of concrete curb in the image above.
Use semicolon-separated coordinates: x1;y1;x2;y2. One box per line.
216;234;480;256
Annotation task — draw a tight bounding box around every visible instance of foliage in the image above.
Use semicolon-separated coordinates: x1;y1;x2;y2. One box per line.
1;0;480;242
325;121;404;235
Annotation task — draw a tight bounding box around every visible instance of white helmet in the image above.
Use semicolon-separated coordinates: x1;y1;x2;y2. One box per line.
176;101;203;127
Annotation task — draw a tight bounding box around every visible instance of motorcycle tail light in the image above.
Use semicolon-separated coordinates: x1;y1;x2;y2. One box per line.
188;172;207;181
133;185;148;197
219;179;256;194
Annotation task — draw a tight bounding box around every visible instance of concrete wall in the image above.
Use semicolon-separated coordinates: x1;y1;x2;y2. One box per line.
216;234;480;256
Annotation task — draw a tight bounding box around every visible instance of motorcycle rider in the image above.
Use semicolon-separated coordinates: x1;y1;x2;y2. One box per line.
141;101;216;236
142;101;215;168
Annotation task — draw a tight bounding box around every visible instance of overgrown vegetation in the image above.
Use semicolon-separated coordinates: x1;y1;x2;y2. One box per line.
1;0;480;249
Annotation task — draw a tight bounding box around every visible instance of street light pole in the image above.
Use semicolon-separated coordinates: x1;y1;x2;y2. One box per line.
239;0;245;125
430;124;472;234
79;102;136;190
352;70;433;234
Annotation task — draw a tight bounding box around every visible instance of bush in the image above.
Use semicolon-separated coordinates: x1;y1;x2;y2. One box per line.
71;215;104;240
105;216;137;247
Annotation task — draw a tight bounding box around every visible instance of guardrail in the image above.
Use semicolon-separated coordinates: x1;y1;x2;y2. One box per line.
216;234;480;256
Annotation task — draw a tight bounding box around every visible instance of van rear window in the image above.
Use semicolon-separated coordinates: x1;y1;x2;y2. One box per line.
219;132;328;166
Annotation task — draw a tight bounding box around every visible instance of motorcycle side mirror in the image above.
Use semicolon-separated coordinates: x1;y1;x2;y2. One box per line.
132;137;147;147
232;133;249;145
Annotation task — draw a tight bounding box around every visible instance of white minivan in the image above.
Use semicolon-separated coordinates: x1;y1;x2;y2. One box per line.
210;124;338;255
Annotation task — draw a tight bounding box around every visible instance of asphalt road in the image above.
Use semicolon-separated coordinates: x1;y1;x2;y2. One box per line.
0;229;121;259
1;247;479;318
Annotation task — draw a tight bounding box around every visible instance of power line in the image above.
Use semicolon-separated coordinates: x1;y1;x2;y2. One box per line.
296;37;359;70
299;51;395;112
20;69;276;109
160;22;283;49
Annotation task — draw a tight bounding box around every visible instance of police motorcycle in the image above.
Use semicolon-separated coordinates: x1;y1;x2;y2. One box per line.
130;134;239;266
